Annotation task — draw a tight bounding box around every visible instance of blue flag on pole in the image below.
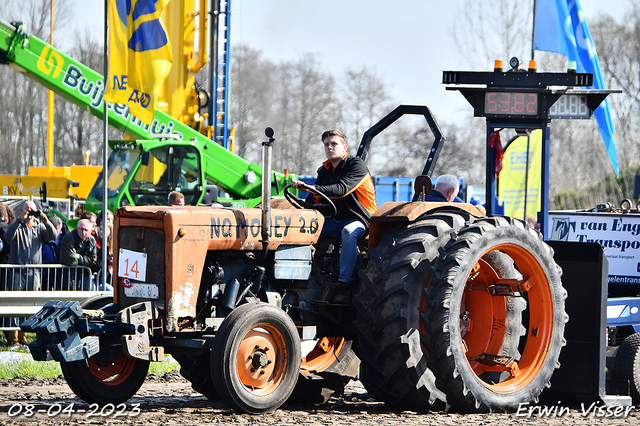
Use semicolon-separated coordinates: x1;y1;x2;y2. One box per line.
534;0;619;176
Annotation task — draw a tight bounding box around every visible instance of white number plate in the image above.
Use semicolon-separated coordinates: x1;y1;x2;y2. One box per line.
124;283;159;299
118;249;147;282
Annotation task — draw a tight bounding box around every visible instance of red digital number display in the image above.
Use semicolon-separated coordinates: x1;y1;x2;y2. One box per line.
484;92;538;116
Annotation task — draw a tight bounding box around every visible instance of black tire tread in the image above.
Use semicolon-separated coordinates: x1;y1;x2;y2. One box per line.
352;211;473;411
173;351;218;400
60;357;149;405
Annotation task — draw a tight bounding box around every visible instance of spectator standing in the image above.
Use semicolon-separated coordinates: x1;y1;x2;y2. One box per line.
5;205;16;224
96;222;113;259
42;215;63;264
95;209;114;287
0;203;10;264
4;200;57;290
3;201;56;349
0;203;19;348
96;222;114;285
60;219;98;290
96;209;114;228
80;211;98;241
80;211;98;227
41;215;63;290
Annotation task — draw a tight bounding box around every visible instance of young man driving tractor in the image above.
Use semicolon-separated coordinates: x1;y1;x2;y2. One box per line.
292;130;377;299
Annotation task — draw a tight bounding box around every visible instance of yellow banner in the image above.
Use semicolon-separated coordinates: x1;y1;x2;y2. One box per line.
104;0;173;124
498;130;543;220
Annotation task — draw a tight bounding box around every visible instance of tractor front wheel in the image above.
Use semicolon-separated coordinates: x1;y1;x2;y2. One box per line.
60;295;150;405
61;355;149;405
211;303;301;413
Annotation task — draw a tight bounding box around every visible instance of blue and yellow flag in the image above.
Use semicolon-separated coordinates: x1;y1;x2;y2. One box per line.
534;0;619;176
105;0;173;124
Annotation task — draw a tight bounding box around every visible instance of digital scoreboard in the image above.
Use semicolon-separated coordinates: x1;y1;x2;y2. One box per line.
443;69;616;121
548;94;590;119
484;92;538;116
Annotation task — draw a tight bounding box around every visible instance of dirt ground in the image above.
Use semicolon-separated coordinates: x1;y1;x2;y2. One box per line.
0;372;639;426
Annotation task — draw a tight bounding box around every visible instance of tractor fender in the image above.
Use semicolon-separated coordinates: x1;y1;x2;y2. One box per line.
368;201;485;248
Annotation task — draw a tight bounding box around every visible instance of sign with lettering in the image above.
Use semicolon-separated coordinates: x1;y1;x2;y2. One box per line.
548;211;640;284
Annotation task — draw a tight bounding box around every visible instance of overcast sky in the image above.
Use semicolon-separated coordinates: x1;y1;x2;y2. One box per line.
52;0;628;122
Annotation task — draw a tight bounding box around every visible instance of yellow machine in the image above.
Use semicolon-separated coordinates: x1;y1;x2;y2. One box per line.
158;0;210;135
27;165;102;199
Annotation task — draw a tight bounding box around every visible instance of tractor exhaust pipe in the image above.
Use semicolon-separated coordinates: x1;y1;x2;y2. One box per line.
260;127;275;258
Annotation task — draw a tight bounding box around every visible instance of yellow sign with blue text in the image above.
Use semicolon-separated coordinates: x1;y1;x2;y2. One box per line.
498;130;543;220
104;0;173;124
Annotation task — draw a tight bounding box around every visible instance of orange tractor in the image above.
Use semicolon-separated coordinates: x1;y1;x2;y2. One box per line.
23;106;567;413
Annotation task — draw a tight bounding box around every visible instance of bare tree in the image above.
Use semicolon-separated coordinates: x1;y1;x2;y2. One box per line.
228;44;275;164
338;66;392;151
0;0;86;174
54;29;115;167
453;0;533;69
590;7;640;173
448;0;640;208
268;54;336;175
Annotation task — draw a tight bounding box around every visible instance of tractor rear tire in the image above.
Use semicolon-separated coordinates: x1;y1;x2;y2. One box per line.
352;211;473;411
173;351;218;400
424;216;567;412
211;303;301;413
613;332;640;403
60;294;150;405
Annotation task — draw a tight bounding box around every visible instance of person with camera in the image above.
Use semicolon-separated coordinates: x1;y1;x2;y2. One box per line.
60;218;99;291
3;201;57;349
3;200;57;291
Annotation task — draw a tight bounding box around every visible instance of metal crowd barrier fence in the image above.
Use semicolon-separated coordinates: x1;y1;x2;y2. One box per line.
0;264;112;330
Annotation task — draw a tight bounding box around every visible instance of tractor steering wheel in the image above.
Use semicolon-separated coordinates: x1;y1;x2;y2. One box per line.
284;183;337;218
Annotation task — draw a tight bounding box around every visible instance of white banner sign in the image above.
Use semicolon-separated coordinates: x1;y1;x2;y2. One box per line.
548;212;640;284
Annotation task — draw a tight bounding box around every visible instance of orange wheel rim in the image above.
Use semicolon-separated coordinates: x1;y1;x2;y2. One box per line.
300;337;346;373
236;324;288;395
462;258;507;368
462;243;554;393
87;355;137;386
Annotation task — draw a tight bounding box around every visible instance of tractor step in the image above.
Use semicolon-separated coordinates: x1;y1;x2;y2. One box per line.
468;278;531;297
475;353;521;377
475;353;514;366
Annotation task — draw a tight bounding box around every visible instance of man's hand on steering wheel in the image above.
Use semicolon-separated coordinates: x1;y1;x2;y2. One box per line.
291;180;315;192
284;183;337;218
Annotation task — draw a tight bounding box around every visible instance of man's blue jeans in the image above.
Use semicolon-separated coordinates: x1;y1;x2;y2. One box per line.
320;218;366;283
